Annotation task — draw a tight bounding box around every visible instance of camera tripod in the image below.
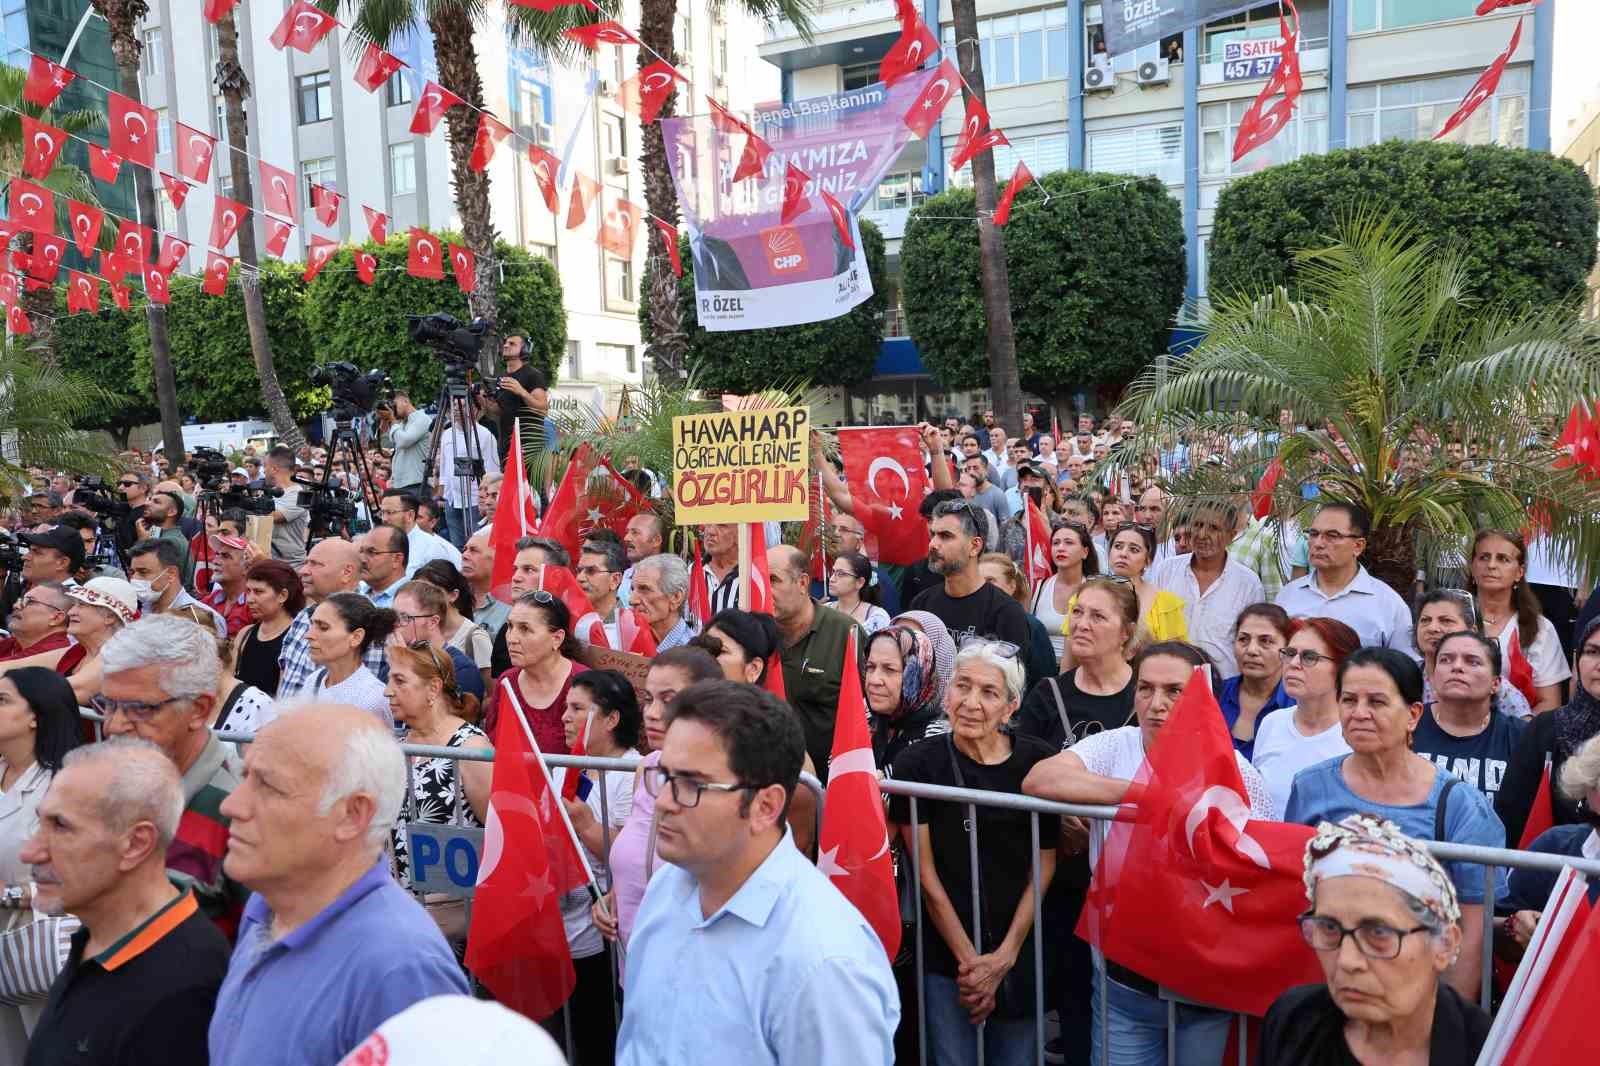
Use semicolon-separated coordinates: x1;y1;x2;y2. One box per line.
422;373;488;541
303;413;385;547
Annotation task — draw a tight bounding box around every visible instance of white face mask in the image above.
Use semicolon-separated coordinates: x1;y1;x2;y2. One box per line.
130;572;169;607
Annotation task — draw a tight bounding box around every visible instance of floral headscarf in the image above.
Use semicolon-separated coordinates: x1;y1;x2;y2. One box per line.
892;609;956;694
867;625;940;717
1304;813;1460;927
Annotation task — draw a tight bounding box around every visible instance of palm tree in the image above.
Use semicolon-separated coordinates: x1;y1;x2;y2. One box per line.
0;338;119;488
90;0;185;463
213;13;306;448
1114;212;1600;595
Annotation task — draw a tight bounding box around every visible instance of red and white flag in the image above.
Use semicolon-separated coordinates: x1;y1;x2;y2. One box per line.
0;272;20;309
744;523;773;614
880;12;939;87
66;200;104;258
1232;1;1303;162
202;0;239;21
1555;402;1600;480
28;236;65;283
7;304;31;335
8;180;54;233
20;117;66;180
202;252;232;296
66;271;99;314
488;420;544;597
143;263;171;305
156;234;189;274
838;427;932;566
732;130;773;184
598;196;641;258
947;96;991;172
1517;756;1556;849
903;59;959;140
619;61;685;125
527;147;561;214
269;0;337;53
994;160;1032;225
1252;456;1285;519
311;184;341;227
1492;867;1596;1064
303;235;337;282
353;42;404;93
409;81;464;135
562;20;639;49
449;243;475;294
89;145;123;184
264;218;294;257
175;122;217;183
210;197;249;251
407;228;444;280
160;172;191;210
100;251;129;285
817;631;901;958
1436;16;1523;141
23;54;75;109
1506;628;1538;707
354;249;378;285
820;191;854;249
1024;495;1052;585
109;281;130;311
779;162;811;225
363;205;388;244
537;566;594;638
259;159;299;222
469;114;513;172
567;173;601;230
539;446;650;564
650;215;682;276
108;91;158;169
688;539;711;626
1475;0;1540;12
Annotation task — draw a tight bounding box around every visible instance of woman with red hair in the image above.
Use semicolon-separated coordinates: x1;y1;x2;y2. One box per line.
1252;617;1361;817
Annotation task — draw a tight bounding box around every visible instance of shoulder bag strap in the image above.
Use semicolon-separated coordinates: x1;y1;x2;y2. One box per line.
1046;677;1072;747
1434;775;1459;841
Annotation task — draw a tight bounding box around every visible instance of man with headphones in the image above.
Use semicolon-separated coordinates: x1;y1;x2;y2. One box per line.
492;333;550;463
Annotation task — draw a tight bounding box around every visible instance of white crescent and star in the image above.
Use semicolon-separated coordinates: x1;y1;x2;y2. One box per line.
1200;878;1249;913
477;792;539;885
644;71;673;91
18;193;42;216
271;176;291;208
1184;784;1271;870
123;111;148;143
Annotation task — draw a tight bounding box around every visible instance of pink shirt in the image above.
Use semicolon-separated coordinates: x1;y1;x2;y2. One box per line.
610;749;669;949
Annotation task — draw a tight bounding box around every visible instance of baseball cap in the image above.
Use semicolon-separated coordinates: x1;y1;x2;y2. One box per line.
209;534;251;553
336;996;566;1066
231;467;249;477
18;524;86;570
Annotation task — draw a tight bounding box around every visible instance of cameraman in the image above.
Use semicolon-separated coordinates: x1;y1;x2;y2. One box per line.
112;471;151;553
377;391;432;497
436;401;500;549
265;447;309;568
493;334;549;463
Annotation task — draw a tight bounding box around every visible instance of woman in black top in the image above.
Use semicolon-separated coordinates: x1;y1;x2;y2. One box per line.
1497;616;1600;845
233;558;303;696
1012;577;1137;751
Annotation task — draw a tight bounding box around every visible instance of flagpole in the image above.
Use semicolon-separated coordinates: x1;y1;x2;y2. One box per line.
738;522;752;611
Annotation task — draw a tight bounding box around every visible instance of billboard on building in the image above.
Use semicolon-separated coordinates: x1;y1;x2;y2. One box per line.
1102;1;1263;56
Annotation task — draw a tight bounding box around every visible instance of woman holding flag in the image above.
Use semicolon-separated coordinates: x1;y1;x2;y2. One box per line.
1466;529;1568;712
483;591;586;746
1029;522;1097;665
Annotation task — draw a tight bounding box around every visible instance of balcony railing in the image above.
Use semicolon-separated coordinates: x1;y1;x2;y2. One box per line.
764;0;898;44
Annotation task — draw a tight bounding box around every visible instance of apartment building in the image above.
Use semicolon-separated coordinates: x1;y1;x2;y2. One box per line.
1559;99;1600;321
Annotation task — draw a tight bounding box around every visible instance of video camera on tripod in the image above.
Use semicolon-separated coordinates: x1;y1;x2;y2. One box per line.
408;312;487;388
191;446;280;517
309;361;393;421
292;473;359;533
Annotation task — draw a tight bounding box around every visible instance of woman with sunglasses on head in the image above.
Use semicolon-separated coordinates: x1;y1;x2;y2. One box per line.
1252;617;1359;818
1014;577;1138;753
825;551;891;634
1466;529;1568;713
483;590;587;752
1415;589;1533;720
306;593;397;727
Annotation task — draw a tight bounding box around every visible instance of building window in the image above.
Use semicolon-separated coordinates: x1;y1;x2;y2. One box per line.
157;194;178;233
1084;2;1181;71
389;142;416;196
601;113;626;159
297;71;333;125
940;8;1068;89
1089;121;1186;186
387;73;413;108
213;97;230;145
301;156;336;209
1345;69;1528;149
530;242;556;262
563;340;582;380
1203;3;1331;63
597;342;637;374
945;130;1068;189
605;256;634;302
874;171;927;211
1351;0;1478;33
153;107;171;155
609;45;627;87
841;62;878;92
142;29;164;77
1201;89;1328;177
674;12;693;64
516;81;547;136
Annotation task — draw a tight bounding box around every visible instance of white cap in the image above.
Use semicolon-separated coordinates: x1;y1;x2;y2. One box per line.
336;996;568;1065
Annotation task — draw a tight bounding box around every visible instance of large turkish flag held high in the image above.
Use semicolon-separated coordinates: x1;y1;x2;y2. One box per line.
837;427;930;567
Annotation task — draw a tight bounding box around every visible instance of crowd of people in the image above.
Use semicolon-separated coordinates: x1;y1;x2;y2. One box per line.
0;396;1596;1066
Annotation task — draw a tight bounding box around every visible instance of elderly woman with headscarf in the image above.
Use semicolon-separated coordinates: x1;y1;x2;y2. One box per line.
1261;813;1491;1065
892;609;957;694
865;625;949;770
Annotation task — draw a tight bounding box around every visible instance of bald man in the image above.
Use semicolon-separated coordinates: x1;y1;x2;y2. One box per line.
210;706;466;1066
277;538;384;700
767;544;865;781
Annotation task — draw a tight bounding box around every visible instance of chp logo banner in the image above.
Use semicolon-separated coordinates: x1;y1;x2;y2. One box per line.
658;71;936;331
1103;1;1263;56
672;407;810;524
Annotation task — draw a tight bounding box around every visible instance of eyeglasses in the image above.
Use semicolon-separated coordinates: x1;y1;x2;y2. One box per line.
89;693;186;722
398;613;439;626
640;766;760;808
1297;914;1432;960
933;499;987;531
575;565;614;578
19;595;68;613
1280;647;1330;667
117;479;139;488
1306;529;1361;543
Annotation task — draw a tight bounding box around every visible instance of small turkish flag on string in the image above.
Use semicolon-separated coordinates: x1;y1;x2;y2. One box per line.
157;235;190;274
363;206;388;244
449;243;476;294
311;184;341;227
269;0;338;53
618;61;686;125
1436;16;1523;141
994;160;1032;225
20;117;67;180
469;114;513;172
409;81;464;135
9;180;54;233
779;162;811;225
562;20;640;49
108;92;157;169
1555;402;1600;480
110;281;130;310
66;200;103;258
708;97;749;135
160;173;191;210
202;252;232;296
407;227;444;280
264;218;294;257
903;60;960;140
23;54;76;109
66;271;98;314
259;159;300;222
303;236;338;282
0;273;19;308
650;215;681;276
820;190;854;249
1252;456;1285;519
1475;0;1539;14
29;237;66;283
210;197;249;251
354;249;378;285
353;42;405;93
947;96;991;172
527;147;561;213
838;427;931;566
115;220;150;263
598;197;641;258
202;0;239;23
89;145;123;184
732;130;773;184
7;304;31;336
143;263;171;305
100;251;129;285
880;14;939;87
1232;2;1303;161
175;122;217;183
566;173;600;230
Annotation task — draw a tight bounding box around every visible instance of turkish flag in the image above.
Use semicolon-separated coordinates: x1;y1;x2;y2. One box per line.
731;130;773;184
108;92;158;169
202;0;239;23
156;234;189;274
708;97;750;135
9;180;54;233
745;523;773;614
619;609;659;657
903;60;960;139
1475;0;1540;13
303;236;337;282
838;427;931;566
539;445;649;564
818;631;902;958
175;122;217;183
880;16;939;87
1499;889;1600;1065
559;700;593;799
469;114;513;172
259;159;299;222
994;160;1033;225
562;20;640;50
0;273;17;308
110;281;130;310
953;128;1008;172
66;200;104;258
203;252;232;296
598;196;641;258
1555;402;1600;479
353;42;404;93
1437;16;1522;140
407;227;444;280
650;215;682;276
1506;628;1538;709
1252;456;1285;519
449;243;475;294
89;145;123;184
527;148;561;214
1232;7;1303;161
264;218;294;257
688;539;711;625
409;81;464;135
363;206;388;244
1078;669;1321;1016
820;190;855;250
537;566;593;637
160;172;191;210
310;184;341;227
618;61;685;125
1517;758;1555;849
1024;496;1052;585
23;54;76;109
489;420;545;598
354;249;378;285
269;0;338;53
20;117;67;180
464;687;585;1022
100;251;129;285
210;197;249;251
66;271;99;314
779;162;811;225
143;263;171;305
28;236;65;283
566;173;600;230
7;305;30;336
947;96;991;172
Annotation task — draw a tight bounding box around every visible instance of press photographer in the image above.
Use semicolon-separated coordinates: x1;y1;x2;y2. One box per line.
265;446;310;568
492;333;549;463
76;471;148;554
377;391;432;497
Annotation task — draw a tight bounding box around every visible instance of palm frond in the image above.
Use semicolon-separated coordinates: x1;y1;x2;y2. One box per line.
0;341;119;498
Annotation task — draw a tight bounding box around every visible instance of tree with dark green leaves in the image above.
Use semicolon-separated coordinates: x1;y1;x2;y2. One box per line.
1208;140;1598;309
638;221;887;395
901;169;1186;405
50;295;152;450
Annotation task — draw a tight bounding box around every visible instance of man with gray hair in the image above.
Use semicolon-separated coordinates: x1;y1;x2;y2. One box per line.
23;738;231;1063
99;614;245;938
210;705;467;1066
633;552;695;651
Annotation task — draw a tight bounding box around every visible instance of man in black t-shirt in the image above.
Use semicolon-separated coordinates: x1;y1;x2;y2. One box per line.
1414;631;1528;803
491;333;549;462
909;498;1031;651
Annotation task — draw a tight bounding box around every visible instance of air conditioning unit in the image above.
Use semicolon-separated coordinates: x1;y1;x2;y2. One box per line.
534;122;554;146
597;78;616;95
609;156;631;175
1136;58;1170;86
1083;65;1115;92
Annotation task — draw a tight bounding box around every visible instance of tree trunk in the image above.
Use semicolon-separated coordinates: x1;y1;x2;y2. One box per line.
949;0;1022;436
215;14;305;450
1364;522;1418;600
428;9;500;376
638;0;688;386
97;1;186;464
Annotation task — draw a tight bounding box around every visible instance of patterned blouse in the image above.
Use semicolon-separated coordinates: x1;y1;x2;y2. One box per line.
392;721;486;891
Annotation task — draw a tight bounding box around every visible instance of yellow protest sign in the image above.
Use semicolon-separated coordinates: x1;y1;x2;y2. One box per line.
671;406;810;523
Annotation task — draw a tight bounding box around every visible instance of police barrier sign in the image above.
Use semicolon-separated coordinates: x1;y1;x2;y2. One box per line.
671;406;810;523
406;824;484;899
